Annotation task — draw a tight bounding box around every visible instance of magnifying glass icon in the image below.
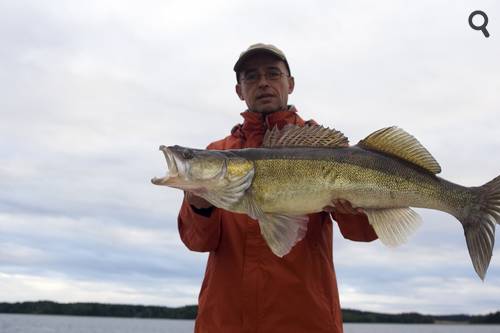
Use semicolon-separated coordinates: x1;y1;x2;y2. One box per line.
469;10;490;37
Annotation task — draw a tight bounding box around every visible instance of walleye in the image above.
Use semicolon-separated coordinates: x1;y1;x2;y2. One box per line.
152;125;500;280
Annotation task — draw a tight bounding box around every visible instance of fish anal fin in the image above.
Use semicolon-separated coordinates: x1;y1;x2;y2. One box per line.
357;127;441;174
365;208;422;247
263;124;349;148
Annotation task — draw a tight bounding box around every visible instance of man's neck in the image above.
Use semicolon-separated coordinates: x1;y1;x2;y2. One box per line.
249;105;290;114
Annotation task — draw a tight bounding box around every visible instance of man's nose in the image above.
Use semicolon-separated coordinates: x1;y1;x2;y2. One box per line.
257;74;270;87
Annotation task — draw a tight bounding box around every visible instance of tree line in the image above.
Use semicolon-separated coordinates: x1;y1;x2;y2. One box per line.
0;301;499;323
0;301;196;319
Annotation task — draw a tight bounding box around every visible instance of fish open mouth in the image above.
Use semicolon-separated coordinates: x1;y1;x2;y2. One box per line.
151;145;179;185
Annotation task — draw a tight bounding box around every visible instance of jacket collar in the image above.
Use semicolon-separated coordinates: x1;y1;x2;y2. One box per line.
239;105;303;135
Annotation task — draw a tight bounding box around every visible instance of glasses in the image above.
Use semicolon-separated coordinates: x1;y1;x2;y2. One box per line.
241;70;288;84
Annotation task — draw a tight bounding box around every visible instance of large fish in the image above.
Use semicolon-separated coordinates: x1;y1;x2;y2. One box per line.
152;125;500;280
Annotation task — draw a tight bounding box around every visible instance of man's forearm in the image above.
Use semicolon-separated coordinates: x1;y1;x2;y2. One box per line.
178;197;222;252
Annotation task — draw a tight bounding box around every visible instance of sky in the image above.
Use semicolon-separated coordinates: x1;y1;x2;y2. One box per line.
1;0;499;315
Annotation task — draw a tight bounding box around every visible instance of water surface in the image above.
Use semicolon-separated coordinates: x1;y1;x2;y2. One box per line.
1;314;499;333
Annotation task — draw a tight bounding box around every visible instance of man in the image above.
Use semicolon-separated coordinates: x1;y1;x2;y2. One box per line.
178;43;377;333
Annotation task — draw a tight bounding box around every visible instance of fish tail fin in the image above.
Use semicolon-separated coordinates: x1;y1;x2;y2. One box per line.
460;175;500;280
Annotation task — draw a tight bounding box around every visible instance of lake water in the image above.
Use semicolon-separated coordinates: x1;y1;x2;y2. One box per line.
1;314;499;333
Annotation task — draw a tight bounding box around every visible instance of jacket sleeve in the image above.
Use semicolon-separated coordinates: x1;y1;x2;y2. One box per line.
177;140;227;252
332;211;378;242
178;196;222;252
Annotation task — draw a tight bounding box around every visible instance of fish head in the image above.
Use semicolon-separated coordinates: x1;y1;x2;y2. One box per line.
151;145;253;198
151;145;226;191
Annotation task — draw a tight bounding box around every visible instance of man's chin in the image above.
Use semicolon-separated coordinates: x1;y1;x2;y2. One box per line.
251;104;284;113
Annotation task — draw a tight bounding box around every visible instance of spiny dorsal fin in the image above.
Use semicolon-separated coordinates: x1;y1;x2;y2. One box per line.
358;126;441;174
263;124;349;148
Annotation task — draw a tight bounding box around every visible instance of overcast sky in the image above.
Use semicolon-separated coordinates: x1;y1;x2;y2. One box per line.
1;0;499;315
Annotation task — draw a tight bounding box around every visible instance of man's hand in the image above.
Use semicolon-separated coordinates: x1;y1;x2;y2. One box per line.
323;199;364;215
185;192;213;209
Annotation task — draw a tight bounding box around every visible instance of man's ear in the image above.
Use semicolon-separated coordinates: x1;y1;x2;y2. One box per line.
288;76;295;94
235;84;244;101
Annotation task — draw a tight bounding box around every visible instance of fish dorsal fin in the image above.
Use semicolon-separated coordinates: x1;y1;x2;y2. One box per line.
262;124;349;148
358;126;442;174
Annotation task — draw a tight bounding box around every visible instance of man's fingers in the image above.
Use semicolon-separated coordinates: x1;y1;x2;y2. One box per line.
335;200;350;214
185;192;213;209
323;205;335;213
327;199;364;215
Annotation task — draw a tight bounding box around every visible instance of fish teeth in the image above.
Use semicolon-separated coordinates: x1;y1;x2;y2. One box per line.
160;146;179;177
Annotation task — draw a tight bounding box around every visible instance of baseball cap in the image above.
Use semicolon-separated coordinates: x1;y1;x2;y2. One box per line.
233;43;291;75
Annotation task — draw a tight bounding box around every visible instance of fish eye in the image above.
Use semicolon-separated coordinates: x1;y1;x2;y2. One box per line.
182;149;194;160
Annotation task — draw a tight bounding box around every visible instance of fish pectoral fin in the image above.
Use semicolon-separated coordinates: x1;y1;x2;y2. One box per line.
257;213;309;257
365;208;422;247
200;168;255;210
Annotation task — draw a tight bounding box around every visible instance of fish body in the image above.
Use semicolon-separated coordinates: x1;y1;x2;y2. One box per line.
152;125;500;279
229;147;467;216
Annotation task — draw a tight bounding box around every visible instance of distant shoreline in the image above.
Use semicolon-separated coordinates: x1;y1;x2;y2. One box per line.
1;301;499;324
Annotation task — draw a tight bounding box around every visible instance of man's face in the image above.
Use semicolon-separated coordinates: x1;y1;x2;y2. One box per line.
235;53;294;113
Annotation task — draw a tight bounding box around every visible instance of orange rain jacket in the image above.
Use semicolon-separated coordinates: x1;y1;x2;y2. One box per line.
178;107;378;333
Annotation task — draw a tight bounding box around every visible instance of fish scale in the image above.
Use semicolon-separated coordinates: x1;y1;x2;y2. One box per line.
230;150;463;216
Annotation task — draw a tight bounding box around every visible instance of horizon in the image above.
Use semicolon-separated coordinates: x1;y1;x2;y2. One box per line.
1;300;498;317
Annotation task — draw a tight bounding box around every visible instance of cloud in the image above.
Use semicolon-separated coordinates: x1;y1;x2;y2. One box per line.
1;0;499;314
332;209;500;314
0;271;201;306
340;275;500;314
